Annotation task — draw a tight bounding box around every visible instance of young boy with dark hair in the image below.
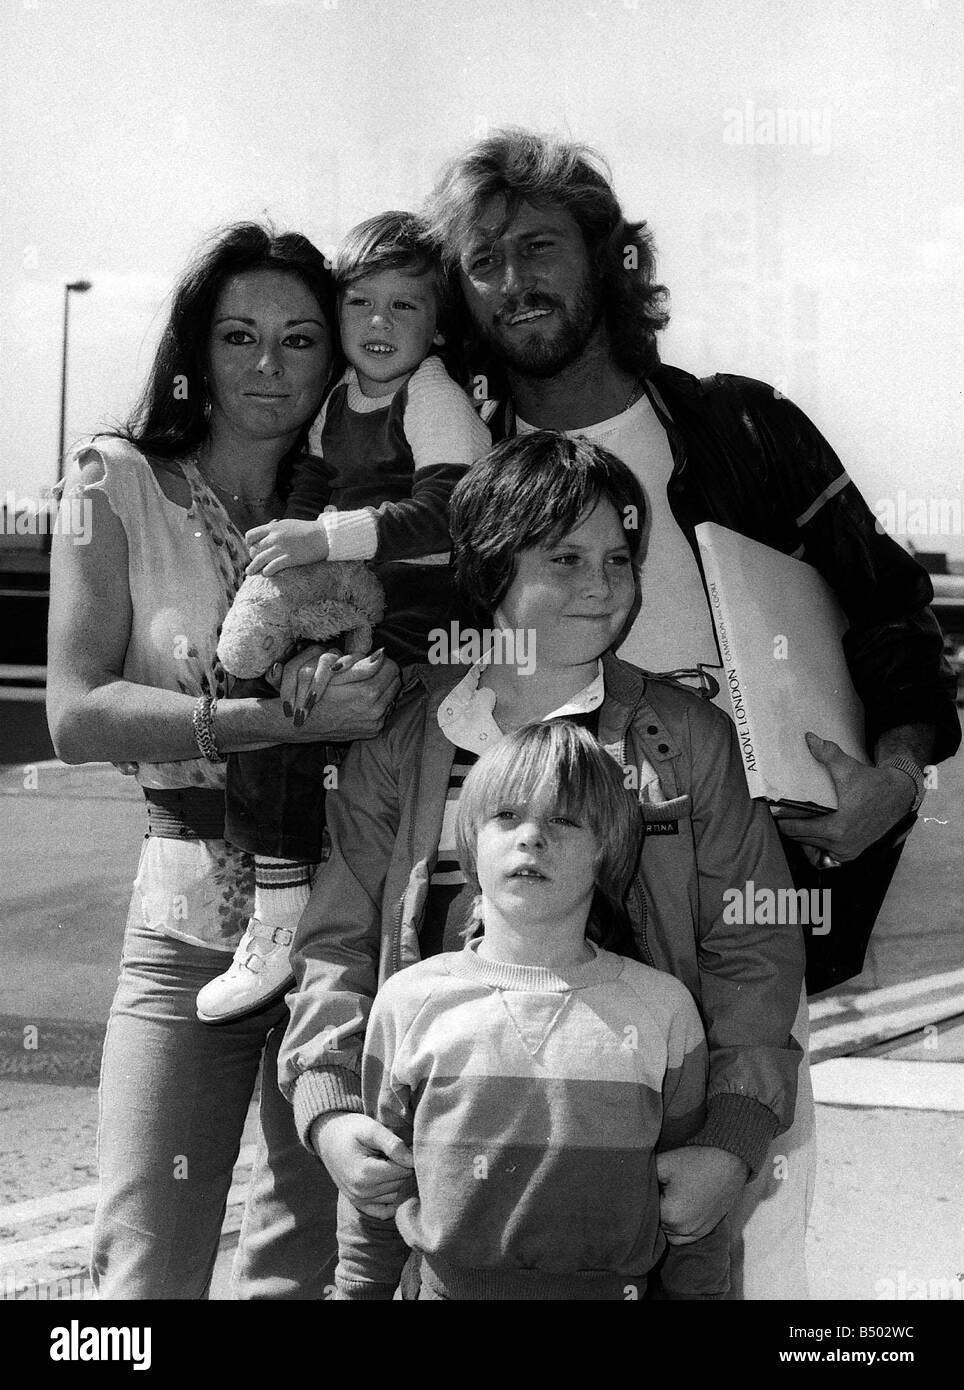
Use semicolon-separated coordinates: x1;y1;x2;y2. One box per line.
197;211;489;1024
334;720;730;1301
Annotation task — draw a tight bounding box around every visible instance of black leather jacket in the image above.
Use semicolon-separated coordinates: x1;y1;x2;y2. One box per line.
487;362;961;763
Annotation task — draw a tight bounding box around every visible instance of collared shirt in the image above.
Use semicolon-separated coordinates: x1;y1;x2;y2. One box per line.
436;654;605;754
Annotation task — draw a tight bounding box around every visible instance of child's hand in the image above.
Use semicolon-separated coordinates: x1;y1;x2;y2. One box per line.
245;518;329;576
656;1146;748;1244
309;1113;414;1220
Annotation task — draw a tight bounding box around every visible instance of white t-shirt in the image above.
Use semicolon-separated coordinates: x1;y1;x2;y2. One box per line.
518;396;721;681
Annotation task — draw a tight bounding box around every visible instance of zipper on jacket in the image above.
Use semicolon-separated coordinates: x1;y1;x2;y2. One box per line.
390;891;406;978
631;871;653;967
392;700;429;977
613;730;654;966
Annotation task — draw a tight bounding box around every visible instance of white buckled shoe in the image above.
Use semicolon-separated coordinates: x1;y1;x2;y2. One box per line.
196;917;296;1024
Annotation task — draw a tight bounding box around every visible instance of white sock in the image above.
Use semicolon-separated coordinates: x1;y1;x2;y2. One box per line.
253;856;315;937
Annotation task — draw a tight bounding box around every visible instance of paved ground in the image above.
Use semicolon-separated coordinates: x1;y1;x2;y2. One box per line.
2;1079;962;1302
1;696;962;1301
807;1105;963;1301
1;761;142;1034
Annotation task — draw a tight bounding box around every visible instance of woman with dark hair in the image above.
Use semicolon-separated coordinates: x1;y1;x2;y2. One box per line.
120;222;343;476
46;221;400;1299
276;430;807;1299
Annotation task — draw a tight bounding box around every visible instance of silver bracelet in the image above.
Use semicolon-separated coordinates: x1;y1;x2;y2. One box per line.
192;693;225;764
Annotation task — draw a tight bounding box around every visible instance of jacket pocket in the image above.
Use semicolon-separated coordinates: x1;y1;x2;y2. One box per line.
639;793;692;837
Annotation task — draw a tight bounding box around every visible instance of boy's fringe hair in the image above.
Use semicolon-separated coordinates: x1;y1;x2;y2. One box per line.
455;720;644;959
450;430;645;617
335;211;442;290
335;209;466;381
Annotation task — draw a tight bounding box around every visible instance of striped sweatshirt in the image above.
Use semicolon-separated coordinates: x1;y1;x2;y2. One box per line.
335;940;730;1300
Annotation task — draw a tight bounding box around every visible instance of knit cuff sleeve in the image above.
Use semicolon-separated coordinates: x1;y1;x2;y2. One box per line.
687;1093;779;1176
335;1280;398;1301
321;508;379;561
291;1066;365;1150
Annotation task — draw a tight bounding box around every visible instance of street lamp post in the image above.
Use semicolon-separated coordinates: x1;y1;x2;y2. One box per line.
56;279;92;484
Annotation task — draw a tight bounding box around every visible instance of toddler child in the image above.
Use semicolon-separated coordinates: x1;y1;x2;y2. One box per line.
334;719;730;1300
197;211;490;1023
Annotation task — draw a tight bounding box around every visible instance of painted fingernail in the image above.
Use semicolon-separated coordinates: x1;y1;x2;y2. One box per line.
305;693;317;712
283;701;292;717
293;710;305;728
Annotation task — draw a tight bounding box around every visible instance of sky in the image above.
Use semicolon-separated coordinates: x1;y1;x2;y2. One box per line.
2;0;962;551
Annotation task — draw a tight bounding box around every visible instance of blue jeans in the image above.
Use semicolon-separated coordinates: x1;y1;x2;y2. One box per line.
92;920;337;1300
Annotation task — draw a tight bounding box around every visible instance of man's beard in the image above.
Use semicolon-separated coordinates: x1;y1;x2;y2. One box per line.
473;274;605;380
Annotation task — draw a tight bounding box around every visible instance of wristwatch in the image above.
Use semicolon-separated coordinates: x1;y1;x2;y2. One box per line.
877;754;926;814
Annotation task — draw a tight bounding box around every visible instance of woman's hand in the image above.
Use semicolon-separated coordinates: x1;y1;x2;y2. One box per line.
261;645;400;742
309;1113;414;1219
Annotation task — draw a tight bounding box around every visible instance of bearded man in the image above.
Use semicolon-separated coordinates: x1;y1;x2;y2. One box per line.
420;129;960;1300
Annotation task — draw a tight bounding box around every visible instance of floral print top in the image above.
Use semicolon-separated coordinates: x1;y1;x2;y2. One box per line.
69;436;259;950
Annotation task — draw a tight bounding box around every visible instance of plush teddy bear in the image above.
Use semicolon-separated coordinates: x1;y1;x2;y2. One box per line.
216;560;386;679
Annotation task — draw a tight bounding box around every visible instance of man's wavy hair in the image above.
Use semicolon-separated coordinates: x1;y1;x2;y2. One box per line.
421;128;670;387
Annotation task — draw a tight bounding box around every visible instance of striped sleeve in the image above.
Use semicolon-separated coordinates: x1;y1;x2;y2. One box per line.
654;983;732;1300
658;984;709;1151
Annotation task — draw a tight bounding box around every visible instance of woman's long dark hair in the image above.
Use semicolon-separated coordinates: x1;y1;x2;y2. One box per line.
120;222;341;494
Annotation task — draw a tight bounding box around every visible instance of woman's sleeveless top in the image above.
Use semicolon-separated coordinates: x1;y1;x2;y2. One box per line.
66;436;254;949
